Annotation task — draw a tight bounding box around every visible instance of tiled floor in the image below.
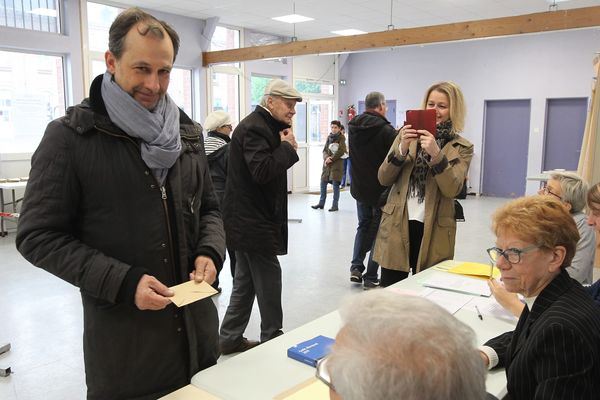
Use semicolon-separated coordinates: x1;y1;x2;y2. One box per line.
1;192;512;399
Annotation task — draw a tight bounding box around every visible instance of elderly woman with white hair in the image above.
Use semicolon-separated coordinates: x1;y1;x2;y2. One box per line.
203;110;235;287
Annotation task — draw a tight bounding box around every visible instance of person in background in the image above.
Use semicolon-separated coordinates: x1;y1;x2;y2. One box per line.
538;172;595;284
340;125;351;188
219;79;301;355
586;181;600;303
204;110;236;287
480;196;600;400
490;179;600;317
311;120;346;212
348;91;397;289
373;81;473;287
15;8;224;399
320;291;488;400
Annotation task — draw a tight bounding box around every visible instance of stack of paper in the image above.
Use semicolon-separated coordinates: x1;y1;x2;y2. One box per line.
423;272;491;297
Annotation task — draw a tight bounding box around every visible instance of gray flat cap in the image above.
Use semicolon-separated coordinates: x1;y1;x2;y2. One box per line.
264;79;303;102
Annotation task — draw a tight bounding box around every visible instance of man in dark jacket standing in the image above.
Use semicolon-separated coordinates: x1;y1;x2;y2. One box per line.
15;8;224;400
348;91;397;289
219;79;301;354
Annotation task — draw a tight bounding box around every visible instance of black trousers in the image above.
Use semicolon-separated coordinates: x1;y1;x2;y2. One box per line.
219;251;283;344
381;220;424;287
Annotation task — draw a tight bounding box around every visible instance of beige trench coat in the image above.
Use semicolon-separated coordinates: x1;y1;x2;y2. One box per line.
372;133;473;273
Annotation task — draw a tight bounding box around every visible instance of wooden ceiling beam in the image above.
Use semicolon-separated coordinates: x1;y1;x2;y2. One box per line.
202;6;600;66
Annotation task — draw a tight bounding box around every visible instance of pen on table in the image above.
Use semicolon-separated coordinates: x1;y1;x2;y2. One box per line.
475;306;483;320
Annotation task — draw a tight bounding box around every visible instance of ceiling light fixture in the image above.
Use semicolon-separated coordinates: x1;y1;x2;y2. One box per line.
331;29;367;36
272;14;314;24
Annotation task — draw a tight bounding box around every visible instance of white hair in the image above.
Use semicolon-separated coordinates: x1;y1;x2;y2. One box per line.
259;94;270;107
328;291;487;400
550;171;588;213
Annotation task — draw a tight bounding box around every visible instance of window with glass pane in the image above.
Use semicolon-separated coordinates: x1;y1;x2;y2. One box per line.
295;103;307;143
309;101;332;143
87;2;123;52
169;68;193;117
295;80;334;95
91;60;106;80
211;72;239;121
250;74;283;113
210;26;240;68
0;0;60;33
0;50;65;153
210;26;240;51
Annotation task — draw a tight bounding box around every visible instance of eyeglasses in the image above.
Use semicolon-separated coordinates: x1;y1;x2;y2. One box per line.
221;124;233;129
486;245;540;264
540;186;562;200
315;356;334;390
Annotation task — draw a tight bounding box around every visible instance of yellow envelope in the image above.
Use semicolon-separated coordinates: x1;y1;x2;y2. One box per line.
447;262;500;279
159;384;221;399
169;280;218;307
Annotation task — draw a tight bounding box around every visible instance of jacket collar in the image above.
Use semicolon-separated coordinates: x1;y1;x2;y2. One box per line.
208;131;231;142
528;268;572;322
511;269;571;356
364;110;390;124
254;105;291;134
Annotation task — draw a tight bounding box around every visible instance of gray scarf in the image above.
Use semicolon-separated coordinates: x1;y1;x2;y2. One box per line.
101;71;181;186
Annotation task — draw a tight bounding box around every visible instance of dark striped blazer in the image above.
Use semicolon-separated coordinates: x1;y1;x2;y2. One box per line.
485;269;600;400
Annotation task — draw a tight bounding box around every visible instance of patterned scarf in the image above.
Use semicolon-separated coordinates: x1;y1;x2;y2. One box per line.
408;119;455;203
101;71;181;186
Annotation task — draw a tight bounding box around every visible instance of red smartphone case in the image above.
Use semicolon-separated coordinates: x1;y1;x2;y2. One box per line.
405;109;437;138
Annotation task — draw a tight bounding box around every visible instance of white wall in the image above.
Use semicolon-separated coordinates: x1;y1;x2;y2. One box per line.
339;28;600;194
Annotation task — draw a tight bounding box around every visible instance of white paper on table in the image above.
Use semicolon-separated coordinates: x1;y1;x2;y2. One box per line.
419;288;474;315
387;287;473;315
465;296;519;325
422;273;491;297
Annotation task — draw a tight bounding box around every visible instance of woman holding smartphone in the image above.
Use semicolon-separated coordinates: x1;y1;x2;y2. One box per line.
373;81;473;286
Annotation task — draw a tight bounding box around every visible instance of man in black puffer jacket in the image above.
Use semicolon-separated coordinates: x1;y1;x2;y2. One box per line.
16;8;224;400
348;91;397;289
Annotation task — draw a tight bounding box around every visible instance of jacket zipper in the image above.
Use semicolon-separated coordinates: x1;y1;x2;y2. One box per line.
159;186;177;284
96;125;178;284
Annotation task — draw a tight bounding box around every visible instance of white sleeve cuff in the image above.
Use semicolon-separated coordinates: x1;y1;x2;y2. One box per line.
479;345;499;370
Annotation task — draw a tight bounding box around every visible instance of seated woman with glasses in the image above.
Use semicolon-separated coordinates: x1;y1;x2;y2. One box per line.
490;173;597;317
480;196;600;400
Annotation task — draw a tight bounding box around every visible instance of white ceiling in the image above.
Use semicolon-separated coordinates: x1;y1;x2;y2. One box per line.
113;0;600;40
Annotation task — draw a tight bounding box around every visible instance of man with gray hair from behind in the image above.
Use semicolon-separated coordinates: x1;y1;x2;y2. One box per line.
322;291;491;400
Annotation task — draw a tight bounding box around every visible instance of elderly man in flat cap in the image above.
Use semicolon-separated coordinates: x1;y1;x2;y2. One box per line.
219;79;301;354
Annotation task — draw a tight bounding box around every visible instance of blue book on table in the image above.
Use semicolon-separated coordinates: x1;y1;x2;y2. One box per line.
287;335;335;367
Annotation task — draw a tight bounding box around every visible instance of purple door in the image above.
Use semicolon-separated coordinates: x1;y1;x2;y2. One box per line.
481;100;531;198
358;99;396;127
543;98;587;172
